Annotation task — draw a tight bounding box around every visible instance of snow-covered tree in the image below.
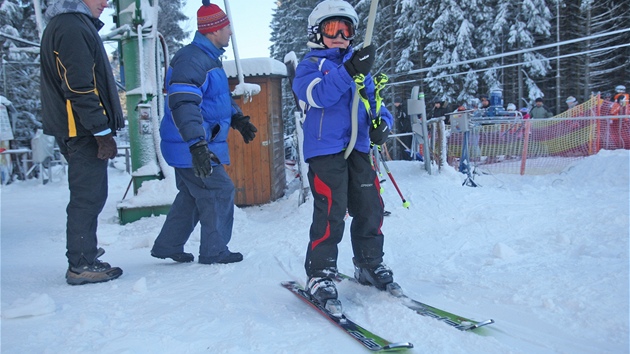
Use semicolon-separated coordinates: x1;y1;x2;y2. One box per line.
573;0;629;100
490;0;552;108
0;0;42;147
424;0;479;105
157;0;189;56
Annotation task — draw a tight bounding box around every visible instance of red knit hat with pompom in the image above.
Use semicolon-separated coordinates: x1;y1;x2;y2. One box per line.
197;0;230;34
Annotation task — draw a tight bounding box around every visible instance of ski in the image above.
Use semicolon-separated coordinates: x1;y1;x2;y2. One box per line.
281;281;413;352
335;273;494;332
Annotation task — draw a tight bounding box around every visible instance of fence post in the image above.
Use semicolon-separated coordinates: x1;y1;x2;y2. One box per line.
520;120;531;175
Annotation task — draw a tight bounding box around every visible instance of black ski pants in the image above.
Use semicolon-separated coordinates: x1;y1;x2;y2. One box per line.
56;136;108;268
305;151;385;278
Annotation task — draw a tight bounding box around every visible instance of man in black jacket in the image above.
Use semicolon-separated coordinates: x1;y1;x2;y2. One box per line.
430;99;449;124
40;0;124;285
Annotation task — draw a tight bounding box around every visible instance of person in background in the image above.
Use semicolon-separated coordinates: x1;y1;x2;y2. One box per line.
529;97;553;118
506;103;517;112
479;95;490;111
430;98;450;124
292;0;396;314
151;0;257;265
40;0;124;285
602;92;622;116
613;85;628;111
520;107;530;120
566;96;578;109
473;95;490;122
394;97;412;161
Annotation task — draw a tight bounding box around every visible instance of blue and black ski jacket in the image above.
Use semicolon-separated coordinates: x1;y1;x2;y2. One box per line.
292;46;393;161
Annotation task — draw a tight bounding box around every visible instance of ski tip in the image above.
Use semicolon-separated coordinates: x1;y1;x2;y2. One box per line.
463;319;495;331
477;319;495;327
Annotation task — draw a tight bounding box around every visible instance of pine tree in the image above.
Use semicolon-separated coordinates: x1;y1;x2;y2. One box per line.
0;0;42;147
490;0;552;108
157;0;188;56
392;0;438;102
423;0;479;105
574;0;629;100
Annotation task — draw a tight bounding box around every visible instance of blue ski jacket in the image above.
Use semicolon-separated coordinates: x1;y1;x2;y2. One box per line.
160;31;242;168
292;46;393;161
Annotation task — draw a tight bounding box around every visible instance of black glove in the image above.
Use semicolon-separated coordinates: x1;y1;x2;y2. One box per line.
369;119;390;146
94;133;117;160
344;44;376;77
189;140;220;178
231;114;258;144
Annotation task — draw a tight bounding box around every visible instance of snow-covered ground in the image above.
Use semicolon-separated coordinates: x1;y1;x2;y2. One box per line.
1;149;628;353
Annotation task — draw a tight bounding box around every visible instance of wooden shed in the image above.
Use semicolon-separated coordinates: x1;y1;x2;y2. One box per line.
224;58;287;206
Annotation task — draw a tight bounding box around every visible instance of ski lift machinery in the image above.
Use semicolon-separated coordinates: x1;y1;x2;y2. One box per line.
407;86;431;174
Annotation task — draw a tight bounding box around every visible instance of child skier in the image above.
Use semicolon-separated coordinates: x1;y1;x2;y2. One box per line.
292;0;396;314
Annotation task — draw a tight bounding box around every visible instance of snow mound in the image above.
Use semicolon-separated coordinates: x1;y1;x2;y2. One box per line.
2;293;56;319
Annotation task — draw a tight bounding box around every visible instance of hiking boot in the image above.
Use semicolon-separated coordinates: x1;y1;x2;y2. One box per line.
151;251;194;263
354;263;394;291
66;260;123;286
198;251;243;265
306;277;342;315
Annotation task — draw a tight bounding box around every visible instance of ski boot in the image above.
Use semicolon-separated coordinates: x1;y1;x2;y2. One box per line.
354;263;403;297
306;277;342;316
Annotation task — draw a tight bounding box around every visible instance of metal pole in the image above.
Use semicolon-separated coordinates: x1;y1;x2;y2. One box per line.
223;0;244;86
116;0;161;193
418;91;430;174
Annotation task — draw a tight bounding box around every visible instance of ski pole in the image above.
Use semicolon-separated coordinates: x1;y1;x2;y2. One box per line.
377;149;410;208
345;0;379;159
371;145;385;194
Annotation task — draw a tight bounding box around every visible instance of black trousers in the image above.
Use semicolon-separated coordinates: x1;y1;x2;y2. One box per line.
305;151;385;278
56;136;108;268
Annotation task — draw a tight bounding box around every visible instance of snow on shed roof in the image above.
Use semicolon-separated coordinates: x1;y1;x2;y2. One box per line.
224;57;287;78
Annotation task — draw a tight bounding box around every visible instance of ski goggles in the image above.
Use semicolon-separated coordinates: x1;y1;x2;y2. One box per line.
320;18;355;40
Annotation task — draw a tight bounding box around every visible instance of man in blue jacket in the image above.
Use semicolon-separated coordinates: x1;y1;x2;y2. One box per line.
151;0;257;265
293;0;396;314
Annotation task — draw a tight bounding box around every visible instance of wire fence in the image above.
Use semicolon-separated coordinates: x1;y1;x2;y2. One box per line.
440;95;630;175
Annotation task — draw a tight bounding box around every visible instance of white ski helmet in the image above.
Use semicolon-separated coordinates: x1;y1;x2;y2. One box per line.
307;0;359;48
506;103;516;111
615;85;626;93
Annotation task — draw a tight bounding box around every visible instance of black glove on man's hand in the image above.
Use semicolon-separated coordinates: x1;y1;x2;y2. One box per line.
231;114;258;144
344;44;376;77
189;140;221;178
369;119;390;146
95;133;117;160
